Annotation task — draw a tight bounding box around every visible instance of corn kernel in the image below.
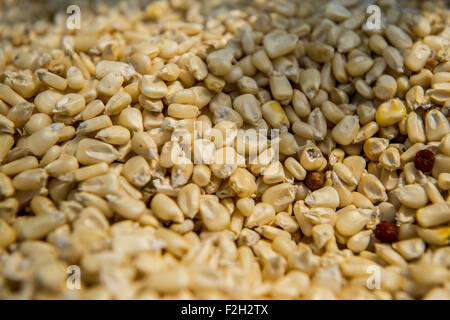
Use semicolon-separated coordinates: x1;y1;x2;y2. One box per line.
375;99;407;127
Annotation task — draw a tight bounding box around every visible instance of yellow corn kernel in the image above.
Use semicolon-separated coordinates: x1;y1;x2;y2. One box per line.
261;100;290;129
415;226;450;246
229;168;257;198
375;99;407;127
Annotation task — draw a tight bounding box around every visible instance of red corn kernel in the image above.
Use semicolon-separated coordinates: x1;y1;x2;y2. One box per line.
414;149;435;173
374;221;398;243
305;171;324;191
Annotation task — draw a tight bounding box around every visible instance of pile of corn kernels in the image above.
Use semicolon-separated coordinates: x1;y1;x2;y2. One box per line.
0;0;449;300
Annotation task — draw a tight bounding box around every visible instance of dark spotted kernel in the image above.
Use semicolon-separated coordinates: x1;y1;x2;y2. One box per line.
414;149;435;173
305;171;324;190
374;221;398;243
424;58;439;70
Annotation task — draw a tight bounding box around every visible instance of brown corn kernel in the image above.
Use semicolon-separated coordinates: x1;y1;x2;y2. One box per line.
414;149;435;173
374;221;398;243
305;171;324;191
